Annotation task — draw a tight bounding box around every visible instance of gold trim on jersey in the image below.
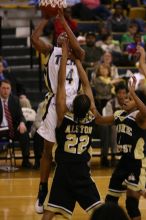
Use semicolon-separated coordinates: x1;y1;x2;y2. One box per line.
142;158;146;168
108;189;126;197
86;201;103;216
114;110;125;120
46;205;72;220
42;93;54;120
134;138;145;159
65;111;95;124
124;166;146;191
43;59;54;93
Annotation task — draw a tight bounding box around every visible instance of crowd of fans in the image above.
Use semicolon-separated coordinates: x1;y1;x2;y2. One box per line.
0;0;146;169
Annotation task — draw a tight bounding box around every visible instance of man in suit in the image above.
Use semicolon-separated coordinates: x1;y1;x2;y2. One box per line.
0;79;32;168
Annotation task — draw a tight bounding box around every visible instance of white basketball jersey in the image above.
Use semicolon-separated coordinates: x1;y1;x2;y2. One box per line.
44;46;80;104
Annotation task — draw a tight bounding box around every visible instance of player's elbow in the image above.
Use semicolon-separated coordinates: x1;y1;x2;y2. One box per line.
75;48;85;61
80;49;85;61
79;49;85;61
31;33;38;47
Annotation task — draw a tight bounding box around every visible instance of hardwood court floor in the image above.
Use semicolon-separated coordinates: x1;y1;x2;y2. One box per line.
0;157;146;220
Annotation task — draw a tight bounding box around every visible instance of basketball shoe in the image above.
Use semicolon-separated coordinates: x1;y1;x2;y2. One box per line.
34;182;48;214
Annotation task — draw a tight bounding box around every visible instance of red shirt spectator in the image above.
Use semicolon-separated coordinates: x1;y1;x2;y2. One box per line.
44;7;78;44
53;16;77;42
81;0;100;9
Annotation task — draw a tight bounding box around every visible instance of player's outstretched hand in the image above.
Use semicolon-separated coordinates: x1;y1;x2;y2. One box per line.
137;45;145;57
128;76;137;94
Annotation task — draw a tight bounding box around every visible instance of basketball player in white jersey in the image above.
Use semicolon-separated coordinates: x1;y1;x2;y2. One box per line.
31;8;85;213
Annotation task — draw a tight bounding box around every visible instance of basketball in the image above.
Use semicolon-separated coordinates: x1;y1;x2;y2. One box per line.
40;5;59;18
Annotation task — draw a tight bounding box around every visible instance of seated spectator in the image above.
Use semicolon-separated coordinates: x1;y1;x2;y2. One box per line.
81;31;103;80
100;51;120;80
72;0;111;20
0;80;32;168
30;100;46;169
77;35;86;45
0;60;25;96
19;95;36;132
106;1;130;32
91;63;114;113
101;82;128;167
90;202;129;220
96;33;121;53
125;33;145;65
121;21;146;49
0;56;8;69
97;24;110;41
43;6;78;44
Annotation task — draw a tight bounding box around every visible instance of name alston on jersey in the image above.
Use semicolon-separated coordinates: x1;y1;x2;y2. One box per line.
65;124;93;134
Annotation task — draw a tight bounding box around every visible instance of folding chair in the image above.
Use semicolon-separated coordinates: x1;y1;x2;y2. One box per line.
0;127;18;172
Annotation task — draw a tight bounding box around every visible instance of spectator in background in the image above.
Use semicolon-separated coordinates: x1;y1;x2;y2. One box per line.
44;7;78;44
81;32;103;80
28;0;39;6
96;33;121;54
121;21;146;49
0;80;32;168
96;33;122;65
91;63;114;113
0;56;8;69
125;33;145;65
0;60;25;96
90;202;129;220
72;0;111;20
100;51;120;81
66;0;81;6
19;95;36;133
101;82;128;167
106;1;130;33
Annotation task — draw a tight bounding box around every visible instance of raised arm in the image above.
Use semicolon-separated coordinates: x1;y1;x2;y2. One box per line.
58;8;85;61
31;18;53;56
56;40;68;126
137;45;146;77
75;59;114;125
129;76;146;119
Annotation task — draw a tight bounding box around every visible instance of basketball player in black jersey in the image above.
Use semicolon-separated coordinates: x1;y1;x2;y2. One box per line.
41;39;102;220
93;47;146;220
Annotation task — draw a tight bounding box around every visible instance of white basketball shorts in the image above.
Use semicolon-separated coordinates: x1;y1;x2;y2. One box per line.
37;94;76;143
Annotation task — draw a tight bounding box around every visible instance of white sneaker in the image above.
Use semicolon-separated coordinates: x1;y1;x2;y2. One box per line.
34;199;44;214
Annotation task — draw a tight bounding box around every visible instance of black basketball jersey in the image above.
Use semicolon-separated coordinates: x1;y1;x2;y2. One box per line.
114;110;146;159
55;111;95;163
